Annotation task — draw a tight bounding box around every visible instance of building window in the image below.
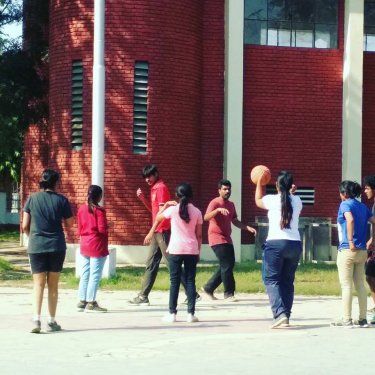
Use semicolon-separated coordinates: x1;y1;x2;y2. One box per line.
365;0;375;51
244;0;338;49
133;61;149;155
71;60;83;150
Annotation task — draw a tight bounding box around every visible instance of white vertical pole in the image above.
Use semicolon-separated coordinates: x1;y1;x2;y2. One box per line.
224;0;244;261
92;0;105;192
342;0;364;182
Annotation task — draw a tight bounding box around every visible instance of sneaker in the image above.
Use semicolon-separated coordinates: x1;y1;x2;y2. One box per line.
129;295;150;305
85;301;108;313
281;318;290;327
181;293;202;305
31;320;41;334
353;319;369;328
77;300;87;312
200;287;218;300
47;321;62;332
187;313;199;323
162;313;176;323
330;318;353;327
271;314;289;329
224;295;239;302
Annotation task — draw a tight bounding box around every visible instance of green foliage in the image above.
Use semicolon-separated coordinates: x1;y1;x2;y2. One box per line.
0;228;19;242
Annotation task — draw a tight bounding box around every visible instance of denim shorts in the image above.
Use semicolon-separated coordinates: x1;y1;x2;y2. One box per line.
29;251;66;274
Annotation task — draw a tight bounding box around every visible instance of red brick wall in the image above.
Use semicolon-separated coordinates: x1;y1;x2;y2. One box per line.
242;1;345;234
45;0;205;244
362;53;375;189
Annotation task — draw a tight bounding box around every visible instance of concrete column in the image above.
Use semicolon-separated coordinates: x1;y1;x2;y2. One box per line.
342;0;364;182
224;0;244;261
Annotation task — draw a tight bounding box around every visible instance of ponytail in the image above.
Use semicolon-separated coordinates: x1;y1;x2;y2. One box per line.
175;182;193;223
277;171;293;229
87;185;103;214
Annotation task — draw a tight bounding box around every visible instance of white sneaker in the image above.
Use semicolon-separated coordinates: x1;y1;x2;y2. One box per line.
187;313;199;323
224;295;239;302
162;313;176;323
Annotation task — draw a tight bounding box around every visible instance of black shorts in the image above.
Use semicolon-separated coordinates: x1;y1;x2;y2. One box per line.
29;251;66;274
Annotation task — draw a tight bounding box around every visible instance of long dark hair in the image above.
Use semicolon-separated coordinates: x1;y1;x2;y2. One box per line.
176;182;193;223
277;171;293;229
339;180;361;199
39;169;59;190
87;185;103;213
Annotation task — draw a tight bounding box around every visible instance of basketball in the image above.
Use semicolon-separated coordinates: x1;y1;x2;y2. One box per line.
250;165;271;185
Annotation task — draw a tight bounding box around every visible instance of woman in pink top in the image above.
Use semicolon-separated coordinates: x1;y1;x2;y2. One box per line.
77;185;109;313
145;182;203;323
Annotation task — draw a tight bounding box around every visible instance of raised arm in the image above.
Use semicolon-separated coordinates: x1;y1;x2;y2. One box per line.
255;179;266;209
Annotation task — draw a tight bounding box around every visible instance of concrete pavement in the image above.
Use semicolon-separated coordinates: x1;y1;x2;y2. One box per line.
0;287;374;375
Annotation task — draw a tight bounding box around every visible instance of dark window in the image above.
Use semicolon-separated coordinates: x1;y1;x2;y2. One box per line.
71;60;83;150
244;0;338;49
365;0;375;51
133;61;149;155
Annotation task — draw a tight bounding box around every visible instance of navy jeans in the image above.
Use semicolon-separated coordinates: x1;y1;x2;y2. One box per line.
262;240;302;319
168;254;199;314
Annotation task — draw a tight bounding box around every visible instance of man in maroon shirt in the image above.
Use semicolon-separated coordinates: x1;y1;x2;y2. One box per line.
201;179;256;301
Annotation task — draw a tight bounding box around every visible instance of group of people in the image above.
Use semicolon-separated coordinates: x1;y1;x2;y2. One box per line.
22;165;375;333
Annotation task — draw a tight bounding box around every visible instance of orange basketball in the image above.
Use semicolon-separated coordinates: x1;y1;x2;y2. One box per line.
250;165;271;185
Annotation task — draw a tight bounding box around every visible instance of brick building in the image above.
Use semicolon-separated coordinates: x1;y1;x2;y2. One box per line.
22;0;375;262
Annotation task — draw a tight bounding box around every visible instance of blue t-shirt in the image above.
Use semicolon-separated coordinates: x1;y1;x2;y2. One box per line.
337;198;372;250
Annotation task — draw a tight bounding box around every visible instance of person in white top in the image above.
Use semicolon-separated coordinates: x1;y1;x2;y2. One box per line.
145;182;203;323
255;170;303;328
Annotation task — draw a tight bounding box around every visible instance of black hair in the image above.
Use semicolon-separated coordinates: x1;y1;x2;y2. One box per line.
142;164;158;178
87;185;103;213
339;180;362;199
277;170;294;229
175;182;193;223
39;169;59;190
218;179;231;189
363;175;375;190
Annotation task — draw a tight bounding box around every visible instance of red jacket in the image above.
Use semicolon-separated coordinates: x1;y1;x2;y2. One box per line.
77;204;109;257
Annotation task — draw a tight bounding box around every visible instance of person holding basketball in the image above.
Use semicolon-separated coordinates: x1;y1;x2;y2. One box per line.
255;170;302;328
201;179;256;301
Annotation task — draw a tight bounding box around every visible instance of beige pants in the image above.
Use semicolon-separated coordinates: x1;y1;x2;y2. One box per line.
336;250;368;320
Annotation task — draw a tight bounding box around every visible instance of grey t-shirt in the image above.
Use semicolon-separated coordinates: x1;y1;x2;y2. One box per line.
23;191;73;254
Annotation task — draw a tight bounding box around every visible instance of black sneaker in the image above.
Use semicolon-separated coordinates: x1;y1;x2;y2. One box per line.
77;300;87;312
47;321;62;332
85;301;108;313
31;320;41;334
353;319;369;328
181;293;201;305
128;295;150;305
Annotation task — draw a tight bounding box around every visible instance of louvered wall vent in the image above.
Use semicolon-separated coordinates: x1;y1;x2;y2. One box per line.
71;60;83;150
265;186;315;205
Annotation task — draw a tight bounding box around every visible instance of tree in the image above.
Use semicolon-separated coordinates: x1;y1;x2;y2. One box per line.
0;0;47;183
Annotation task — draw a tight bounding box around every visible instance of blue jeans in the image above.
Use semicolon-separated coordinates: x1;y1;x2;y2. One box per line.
78;255;107;302
168;254;199;314
262;240;302;319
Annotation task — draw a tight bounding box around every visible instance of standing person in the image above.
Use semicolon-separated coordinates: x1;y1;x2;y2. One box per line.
255;170;302;328
331;180;375;328
144;183;202;322
363;175;375;323
22;169;73;333
201;179;256;301
77;185;109;313
129;165;199;305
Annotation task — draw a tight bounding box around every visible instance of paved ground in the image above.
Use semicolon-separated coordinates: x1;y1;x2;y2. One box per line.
0;287;374;375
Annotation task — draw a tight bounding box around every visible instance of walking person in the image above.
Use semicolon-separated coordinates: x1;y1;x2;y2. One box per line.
331;180;375;328
22;169;74;333
363;175;375;323
201;179;256;301
144;183;202;322
129;164;200;305
77;185;109;313
255;170;302;328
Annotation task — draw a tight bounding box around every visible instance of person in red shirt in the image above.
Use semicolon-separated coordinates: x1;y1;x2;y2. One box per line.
129;165;200;305
77;185;109;312
201;179;256;301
